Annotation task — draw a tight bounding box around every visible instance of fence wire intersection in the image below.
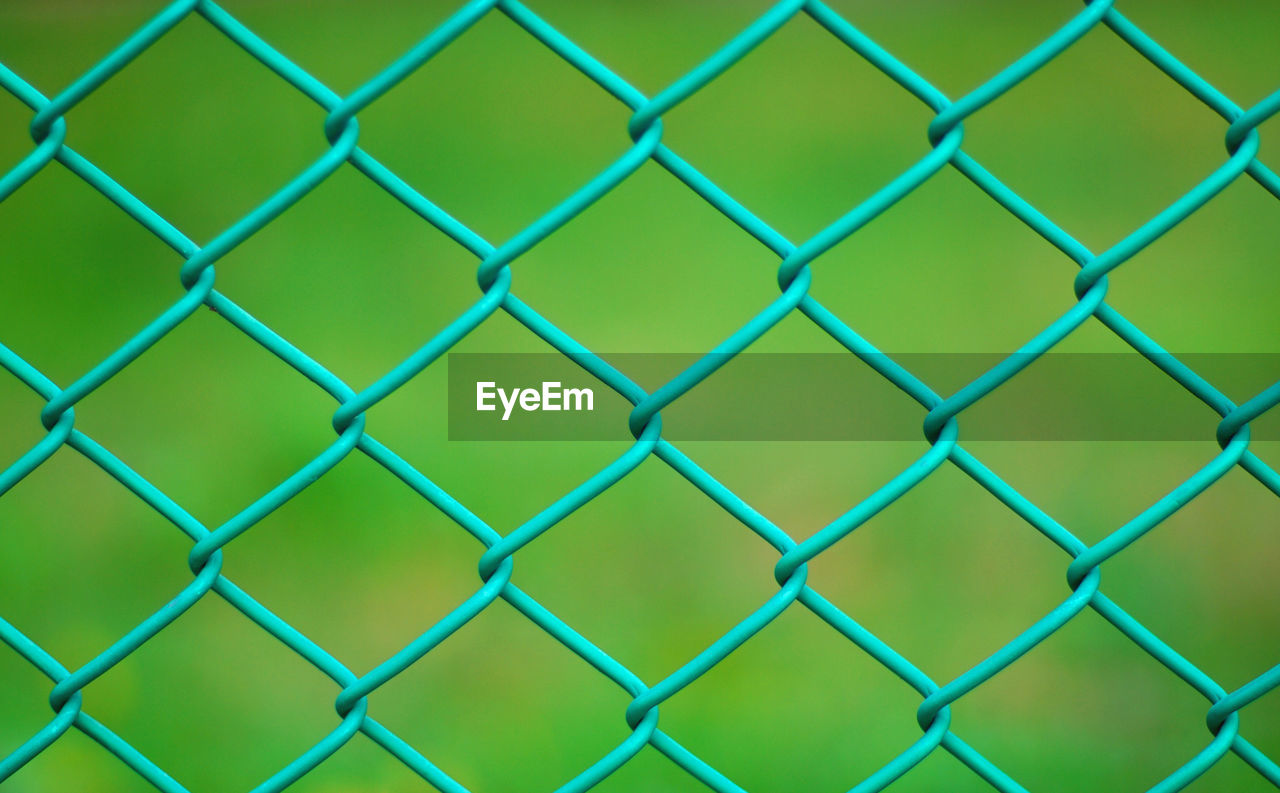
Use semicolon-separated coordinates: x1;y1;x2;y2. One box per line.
1;1;1280;792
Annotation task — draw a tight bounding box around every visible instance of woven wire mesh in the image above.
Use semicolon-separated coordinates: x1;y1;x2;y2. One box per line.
2;1;1279;791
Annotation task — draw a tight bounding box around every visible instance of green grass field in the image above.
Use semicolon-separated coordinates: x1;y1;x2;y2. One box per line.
1;1;1278;791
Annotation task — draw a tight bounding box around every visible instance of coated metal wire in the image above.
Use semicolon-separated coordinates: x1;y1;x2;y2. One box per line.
2;1;1279;791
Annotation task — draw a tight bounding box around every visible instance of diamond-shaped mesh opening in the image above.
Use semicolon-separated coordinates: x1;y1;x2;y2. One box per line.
370;328;640;531
1102;464;1280;685
959;609;1223;792
374;599;632;793
0;165;179;381
210;166;482;385
806;167;1080;353
971;439;1236;534
962;22;1228;249
72;309;342;524
664;605;927;793
64;14;327;242
224;451;482;672
1102;177;1280;352
357;9;631;242
513;456;783;679
957;346;1230;443
804;461;1069;681
0;448;190;665
91;594;348;792
513;162;782;354
662;10;934;241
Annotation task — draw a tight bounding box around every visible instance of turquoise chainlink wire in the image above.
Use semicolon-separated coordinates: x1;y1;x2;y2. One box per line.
2;1;1280;791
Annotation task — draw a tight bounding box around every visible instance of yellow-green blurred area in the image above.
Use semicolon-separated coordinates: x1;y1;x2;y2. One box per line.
1;0;1279;791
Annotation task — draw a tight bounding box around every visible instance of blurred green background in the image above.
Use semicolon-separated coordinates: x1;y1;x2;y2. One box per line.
1;0;1278;791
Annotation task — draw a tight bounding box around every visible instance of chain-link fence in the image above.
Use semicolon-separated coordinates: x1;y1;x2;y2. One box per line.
2;1;1279;791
